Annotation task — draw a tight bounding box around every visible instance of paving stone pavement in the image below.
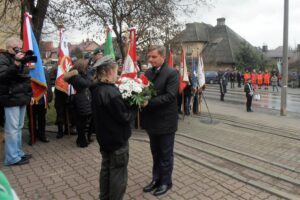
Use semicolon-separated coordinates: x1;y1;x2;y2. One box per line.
0;130;284;200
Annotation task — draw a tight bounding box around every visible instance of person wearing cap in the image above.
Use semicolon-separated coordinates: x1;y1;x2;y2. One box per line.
91;56;132;200
141;45;179;196
86;48;103;81
244;78;254;112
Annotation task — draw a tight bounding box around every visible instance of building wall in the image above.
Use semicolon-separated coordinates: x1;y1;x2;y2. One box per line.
172;42;235;72
0;2;21;49
182;42;205;57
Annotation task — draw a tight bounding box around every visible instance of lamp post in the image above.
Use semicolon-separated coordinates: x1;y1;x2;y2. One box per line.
280;0;289;116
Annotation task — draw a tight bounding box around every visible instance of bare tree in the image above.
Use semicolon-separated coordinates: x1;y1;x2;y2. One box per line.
0;0;21;46
70;0;209;59
1;0;210;56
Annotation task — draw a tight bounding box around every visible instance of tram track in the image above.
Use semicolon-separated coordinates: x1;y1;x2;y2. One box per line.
194;113;300;140
132;129;300;200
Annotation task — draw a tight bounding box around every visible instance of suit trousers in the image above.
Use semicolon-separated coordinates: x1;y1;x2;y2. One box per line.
148;133;175;185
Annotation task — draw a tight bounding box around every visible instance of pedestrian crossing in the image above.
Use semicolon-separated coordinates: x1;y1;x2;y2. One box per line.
203;84;300;113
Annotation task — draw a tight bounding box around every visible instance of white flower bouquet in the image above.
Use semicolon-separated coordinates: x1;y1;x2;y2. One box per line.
116;74;156;108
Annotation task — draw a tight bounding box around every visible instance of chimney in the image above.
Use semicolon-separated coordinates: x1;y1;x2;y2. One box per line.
262;45;268;52
217;18;225;26
297;44;300;52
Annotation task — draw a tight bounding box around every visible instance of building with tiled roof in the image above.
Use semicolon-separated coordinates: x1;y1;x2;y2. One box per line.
170;18;255;70
69;39;101;55
262;45;300;72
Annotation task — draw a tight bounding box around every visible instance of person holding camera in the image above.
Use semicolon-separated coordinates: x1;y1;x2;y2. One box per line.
0;37;33;166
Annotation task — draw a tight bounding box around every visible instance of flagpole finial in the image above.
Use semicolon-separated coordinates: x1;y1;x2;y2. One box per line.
24;12;32;18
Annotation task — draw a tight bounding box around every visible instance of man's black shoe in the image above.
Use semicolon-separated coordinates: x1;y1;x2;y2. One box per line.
143;181;159;193
11;158;29;166
153;184;172;196
22;153;32;160
38;137;50;143
56;133;64;139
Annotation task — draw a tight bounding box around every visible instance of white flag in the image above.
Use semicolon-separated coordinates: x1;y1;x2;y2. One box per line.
198;53;205;87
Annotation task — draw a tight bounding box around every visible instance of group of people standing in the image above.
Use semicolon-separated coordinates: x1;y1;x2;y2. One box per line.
217;68;281;113
243;69;272;90
178;75;205;115
0;39;178;199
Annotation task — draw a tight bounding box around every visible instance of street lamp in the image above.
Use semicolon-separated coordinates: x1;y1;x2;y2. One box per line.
280;0;289;116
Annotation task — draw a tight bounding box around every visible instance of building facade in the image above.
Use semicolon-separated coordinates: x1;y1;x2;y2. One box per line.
170;18;255;71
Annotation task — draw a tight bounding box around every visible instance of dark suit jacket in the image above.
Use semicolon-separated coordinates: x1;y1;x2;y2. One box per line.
141;62;179;135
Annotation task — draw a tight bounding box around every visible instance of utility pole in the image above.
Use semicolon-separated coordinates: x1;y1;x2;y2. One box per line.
280;0;289;116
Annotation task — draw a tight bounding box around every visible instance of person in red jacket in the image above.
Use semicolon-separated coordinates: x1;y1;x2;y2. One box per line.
244;70;251;84
263;70;270;90
251;69;257;90
257;70;263;89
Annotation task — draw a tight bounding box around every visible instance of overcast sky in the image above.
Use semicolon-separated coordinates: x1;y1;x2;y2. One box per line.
180;0;300;49
65;0;300;50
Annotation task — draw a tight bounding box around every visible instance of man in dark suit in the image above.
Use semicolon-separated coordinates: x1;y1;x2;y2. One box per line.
141;45;179;196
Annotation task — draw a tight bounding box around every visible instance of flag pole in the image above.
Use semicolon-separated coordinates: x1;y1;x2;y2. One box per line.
29;105;35;145
137;109;140;129
182;91;185;120
198;90;202;114
201;92;213;123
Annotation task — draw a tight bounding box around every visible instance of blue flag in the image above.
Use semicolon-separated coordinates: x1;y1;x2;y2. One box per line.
191;57;198;88
23;13;47;101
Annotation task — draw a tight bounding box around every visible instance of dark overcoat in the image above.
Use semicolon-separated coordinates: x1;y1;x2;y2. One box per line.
0;51;32;107
141;62;179;135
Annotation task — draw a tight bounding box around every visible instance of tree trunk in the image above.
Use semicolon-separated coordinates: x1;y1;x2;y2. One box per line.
32;0;50;43
20;0;49;43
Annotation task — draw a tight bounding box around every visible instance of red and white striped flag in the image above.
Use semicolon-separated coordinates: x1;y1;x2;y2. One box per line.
168;49;173;68
122;28;139;78
179;47;189;94
55;29;74;95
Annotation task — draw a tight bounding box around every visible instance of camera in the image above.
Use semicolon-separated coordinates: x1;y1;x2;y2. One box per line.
13;47;37;64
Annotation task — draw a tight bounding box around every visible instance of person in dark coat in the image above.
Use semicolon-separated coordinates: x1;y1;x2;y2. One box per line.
0;37;33;166
218;71;227;101
183;73;192;115
64;59;93;147
237;70;242;87
91;56;132;200
244;78;254;112
27;68;53;145
141;45;179;196
229;71;235;88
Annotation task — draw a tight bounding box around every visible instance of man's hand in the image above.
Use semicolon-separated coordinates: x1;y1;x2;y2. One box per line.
30;97;35;105
142;100;149;107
